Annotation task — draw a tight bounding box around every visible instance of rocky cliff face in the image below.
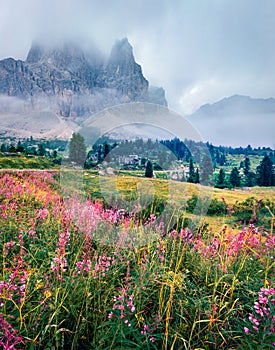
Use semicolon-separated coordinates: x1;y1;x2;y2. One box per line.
0;38;167;119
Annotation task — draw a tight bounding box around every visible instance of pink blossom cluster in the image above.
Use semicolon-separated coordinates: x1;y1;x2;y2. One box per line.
201;236;221;260
185;224;270;268
169;228;193;243
153;239;166;262
109;287;135;327
244;287;275;346
36;208;49;222
140;313;162;344
0;315;23;350
0;172;58;205
3;240;16;255
0;233;28;307
226;225;262;259
144;213;157;226
101;208;126;225
75;253;117;277
93;254;113;278
51;229;70;279
67;198;102;236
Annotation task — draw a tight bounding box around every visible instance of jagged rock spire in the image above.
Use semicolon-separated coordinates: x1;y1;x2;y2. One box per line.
0;38;167;117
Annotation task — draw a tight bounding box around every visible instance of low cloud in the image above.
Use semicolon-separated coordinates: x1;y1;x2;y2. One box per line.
1;0;275;146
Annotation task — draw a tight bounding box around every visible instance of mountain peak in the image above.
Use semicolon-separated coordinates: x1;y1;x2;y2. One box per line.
107;37;135;73
0;38;167;121
26;41;45;63
105;38;149;100
26;41;87;71
111;38;133;55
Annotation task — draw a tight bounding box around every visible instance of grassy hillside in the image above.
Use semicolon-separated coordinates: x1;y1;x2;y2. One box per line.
76;172;275;232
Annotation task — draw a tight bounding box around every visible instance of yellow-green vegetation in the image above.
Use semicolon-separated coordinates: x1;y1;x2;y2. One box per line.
82;171;275;204
0;155;58;169
212;184;275;204
221;153;263;171
81;172;275;232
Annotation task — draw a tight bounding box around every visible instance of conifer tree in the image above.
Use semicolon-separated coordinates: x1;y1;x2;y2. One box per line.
244;157;250;176
103;143;110;161
216;168;226;188
69;133;86;165
200;154;214;186
187;158;196;183
257;156;274;186
230;167;241;187
195;168;200;183
145;160;153;178
38;144;45;156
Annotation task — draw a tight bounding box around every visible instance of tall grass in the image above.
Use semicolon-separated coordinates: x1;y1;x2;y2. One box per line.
0;171;274;349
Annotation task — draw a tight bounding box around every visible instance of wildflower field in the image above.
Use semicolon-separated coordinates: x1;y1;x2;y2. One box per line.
0;171;274;349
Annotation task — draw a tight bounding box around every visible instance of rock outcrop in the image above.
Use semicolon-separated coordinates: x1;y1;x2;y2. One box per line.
0;38;167;119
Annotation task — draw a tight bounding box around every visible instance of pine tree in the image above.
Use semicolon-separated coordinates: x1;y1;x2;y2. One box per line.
195;168;200;183
216;168;226;188
230;167;241;187
97;145;102;163
9;144;16;153
16;141;25;153
0;144;7;152
187;158;196;183
244;157;250;176
145;160;153;178
256;156;274;186
245;171;256;187
69;133;87;165
103;143;110;160
200;154;214;186
38;144;45;156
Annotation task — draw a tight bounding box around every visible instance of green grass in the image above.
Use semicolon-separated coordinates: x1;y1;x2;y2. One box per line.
80;172;275;231
0;155;59;169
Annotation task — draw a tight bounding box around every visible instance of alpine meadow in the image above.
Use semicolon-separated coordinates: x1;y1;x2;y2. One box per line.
0;2;275;349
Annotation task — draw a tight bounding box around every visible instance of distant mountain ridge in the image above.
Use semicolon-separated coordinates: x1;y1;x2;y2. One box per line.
0;38;167;119
188;95;275;148
195;95;275;116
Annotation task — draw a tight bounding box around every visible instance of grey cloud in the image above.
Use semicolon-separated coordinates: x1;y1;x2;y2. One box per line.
0;0;275;146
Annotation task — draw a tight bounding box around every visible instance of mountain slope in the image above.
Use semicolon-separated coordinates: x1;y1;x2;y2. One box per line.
188;95;275;148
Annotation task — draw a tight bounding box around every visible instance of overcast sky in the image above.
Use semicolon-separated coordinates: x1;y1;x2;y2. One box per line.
0;0;275;146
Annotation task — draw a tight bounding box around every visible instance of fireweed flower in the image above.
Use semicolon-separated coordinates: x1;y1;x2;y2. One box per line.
140;313;162;342
51;229;70;279
110;265;135;326
244;287;275;342
0;314;23;349
112;290;135;318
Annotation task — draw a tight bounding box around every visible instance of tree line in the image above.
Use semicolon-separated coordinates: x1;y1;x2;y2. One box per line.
2;134;274;187
68;133;275;187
